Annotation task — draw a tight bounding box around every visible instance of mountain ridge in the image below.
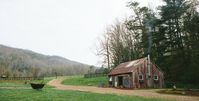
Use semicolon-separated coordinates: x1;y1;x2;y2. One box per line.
0;44;89;77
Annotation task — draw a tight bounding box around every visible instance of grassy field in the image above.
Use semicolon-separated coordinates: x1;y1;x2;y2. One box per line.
0;77;55;88
0;76;173;101
62;76;108;86
0;88;171;101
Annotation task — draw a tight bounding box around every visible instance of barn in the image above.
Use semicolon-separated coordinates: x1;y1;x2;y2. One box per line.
108;57;164;89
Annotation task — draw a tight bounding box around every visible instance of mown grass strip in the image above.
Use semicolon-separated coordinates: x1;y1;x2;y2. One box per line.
0;88;172;101
62;76;108;86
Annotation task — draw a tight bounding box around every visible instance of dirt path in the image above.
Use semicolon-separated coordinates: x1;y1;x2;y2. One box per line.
48;78;199;101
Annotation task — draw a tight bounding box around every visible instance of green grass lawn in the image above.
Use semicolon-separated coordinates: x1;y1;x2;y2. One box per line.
0;77;55;88
62;76;108;86
0;76;173;101
0;88;171;101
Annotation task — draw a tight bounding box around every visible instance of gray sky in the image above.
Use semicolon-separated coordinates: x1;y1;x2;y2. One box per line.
0;0;162;66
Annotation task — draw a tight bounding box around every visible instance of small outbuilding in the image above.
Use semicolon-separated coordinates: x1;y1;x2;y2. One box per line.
108;57;164;89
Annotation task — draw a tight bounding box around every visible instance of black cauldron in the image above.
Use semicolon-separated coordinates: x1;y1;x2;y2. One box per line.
30;83;45;89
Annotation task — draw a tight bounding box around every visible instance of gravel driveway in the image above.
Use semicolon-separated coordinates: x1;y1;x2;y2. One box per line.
48;78;199;101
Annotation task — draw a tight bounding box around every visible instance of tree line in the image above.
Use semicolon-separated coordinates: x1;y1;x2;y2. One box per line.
0;45;89;77
0;55;89;77
98;0;199;85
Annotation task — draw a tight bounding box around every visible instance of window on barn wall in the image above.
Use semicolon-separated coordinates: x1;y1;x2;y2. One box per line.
138;74;144;80
154;75;158;81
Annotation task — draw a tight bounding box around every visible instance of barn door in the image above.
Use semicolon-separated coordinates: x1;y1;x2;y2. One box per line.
118;76;123;86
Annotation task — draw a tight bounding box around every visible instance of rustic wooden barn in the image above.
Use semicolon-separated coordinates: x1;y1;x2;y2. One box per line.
108;57;164;89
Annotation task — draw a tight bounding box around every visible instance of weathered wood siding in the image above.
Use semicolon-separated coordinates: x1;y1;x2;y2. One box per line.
132;59;164;88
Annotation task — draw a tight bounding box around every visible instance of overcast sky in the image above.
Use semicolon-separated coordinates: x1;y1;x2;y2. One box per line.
0;0;162;66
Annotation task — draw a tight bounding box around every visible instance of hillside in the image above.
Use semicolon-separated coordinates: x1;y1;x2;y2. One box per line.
0;45;89;77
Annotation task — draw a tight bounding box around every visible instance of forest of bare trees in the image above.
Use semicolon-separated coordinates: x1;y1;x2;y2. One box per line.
0;45;89;77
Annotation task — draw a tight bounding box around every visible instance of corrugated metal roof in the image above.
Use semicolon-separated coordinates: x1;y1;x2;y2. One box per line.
108;57;147;76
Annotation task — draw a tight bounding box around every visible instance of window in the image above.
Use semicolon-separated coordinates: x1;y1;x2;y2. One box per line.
154;75;158;80
138;74;143;80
